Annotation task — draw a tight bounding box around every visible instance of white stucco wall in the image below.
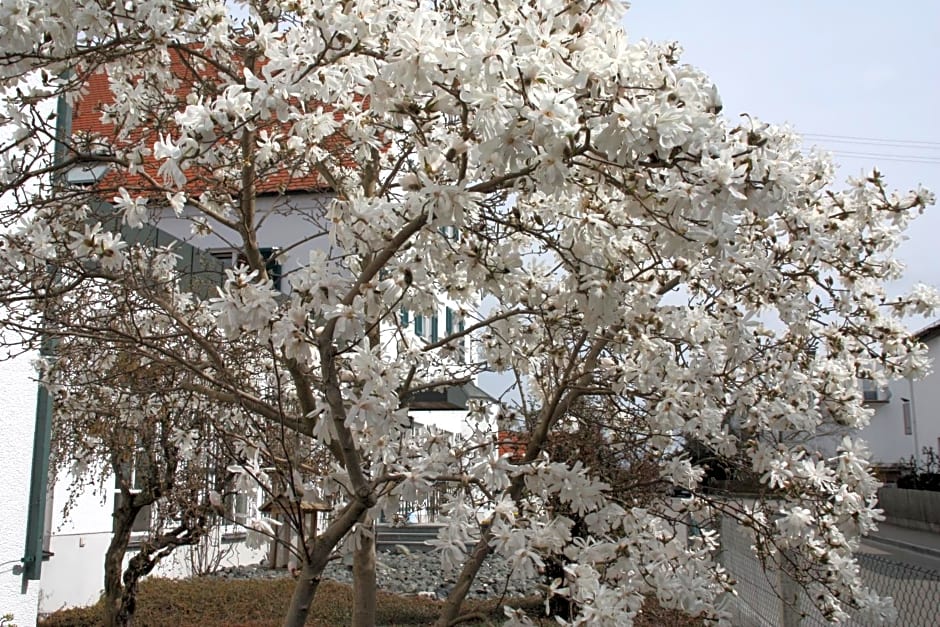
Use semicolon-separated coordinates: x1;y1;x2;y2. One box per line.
857;379;921;467
0;347;40;626
39;467;116;613
411;407;495;437
411;409;475;435
860;335;940;468
38;409;482;611
39;463;267;613
905;340;940;466
154;193;332;280
0;78;51;626
40;510;265;614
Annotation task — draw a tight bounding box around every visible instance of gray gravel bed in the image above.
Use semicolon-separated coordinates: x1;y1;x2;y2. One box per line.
211;547;542;600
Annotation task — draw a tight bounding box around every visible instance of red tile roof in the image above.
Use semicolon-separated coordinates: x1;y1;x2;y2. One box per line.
70;48;348;197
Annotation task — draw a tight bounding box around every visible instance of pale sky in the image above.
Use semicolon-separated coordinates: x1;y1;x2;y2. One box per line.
625;1;940;329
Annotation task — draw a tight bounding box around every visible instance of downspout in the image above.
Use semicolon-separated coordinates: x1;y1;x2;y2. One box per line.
908;376;920;473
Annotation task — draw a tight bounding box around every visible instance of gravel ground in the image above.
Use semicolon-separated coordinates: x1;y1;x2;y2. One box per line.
212;547;542;600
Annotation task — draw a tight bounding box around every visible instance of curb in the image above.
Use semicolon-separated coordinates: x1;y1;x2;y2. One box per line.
865;535;940;560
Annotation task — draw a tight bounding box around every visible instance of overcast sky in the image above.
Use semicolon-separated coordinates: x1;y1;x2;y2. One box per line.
624;1;940;329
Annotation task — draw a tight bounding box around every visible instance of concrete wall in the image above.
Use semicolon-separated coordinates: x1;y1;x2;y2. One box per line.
877;487;940;533
0;347;40;626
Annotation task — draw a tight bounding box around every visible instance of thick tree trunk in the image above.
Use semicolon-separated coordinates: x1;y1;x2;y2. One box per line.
435;359;601;626
113;553;151;627
282;498;371;627
352;515;376;627
283;560;325;627
103;506;137;627
104;495;143;627
433;528;494;627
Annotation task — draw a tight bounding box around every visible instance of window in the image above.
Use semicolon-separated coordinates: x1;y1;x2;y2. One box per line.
861;379;890;403
209;247;282;291
224;490;251;526
113;453;152;534
64;137;113;186
457;318;467;363
439;225;460;240
403;306;469;362
445;307;468;363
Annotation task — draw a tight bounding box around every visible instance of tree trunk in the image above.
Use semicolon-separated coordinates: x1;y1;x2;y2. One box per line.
543;555;571;620
434;527;494;627
103;504;138;627
435;372;594;626
282;498;371;627
283;560;325;627
352;515;376;627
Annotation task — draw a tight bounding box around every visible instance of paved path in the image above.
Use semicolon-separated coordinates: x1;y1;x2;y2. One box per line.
855;523;940;627
865;522;940;564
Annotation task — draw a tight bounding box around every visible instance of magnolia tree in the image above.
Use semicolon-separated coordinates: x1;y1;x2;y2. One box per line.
0;0;936;625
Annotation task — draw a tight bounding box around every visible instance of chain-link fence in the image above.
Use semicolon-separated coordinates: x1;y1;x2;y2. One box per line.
718;517;940;626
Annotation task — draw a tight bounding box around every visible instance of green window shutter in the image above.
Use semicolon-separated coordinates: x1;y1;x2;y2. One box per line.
259;247;282;291
457;318;466;363
438;226;460;240
430;315;439;343
400;309;409;326
445;307;454;336
415;314;424;336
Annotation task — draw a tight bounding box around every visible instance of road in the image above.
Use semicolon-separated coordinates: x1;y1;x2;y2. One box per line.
859;538;940;572
854;540;940;627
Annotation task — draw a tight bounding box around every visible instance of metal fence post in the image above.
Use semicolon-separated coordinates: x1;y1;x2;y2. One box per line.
778;550;803;627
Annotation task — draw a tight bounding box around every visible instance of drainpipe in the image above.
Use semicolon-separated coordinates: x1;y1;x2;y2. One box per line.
908;376;920;473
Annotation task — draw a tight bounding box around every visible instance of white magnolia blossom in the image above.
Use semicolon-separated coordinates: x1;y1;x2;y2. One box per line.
0;0;935;624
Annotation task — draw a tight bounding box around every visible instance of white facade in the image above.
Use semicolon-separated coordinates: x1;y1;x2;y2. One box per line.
154;194;331;269
40;470;266;613
0;345;41;627
411;409;479;435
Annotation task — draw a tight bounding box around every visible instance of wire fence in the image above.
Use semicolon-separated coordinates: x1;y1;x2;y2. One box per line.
718;517;940;626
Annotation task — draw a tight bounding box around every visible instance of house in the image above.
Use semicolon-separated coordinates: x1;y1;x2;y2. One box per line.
854;321;940;480
8;51;493;616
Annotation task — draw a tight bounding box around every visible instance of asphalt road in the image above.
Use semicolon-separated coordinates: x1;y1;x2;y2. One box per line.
855;540;940;627
860;538;940;572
